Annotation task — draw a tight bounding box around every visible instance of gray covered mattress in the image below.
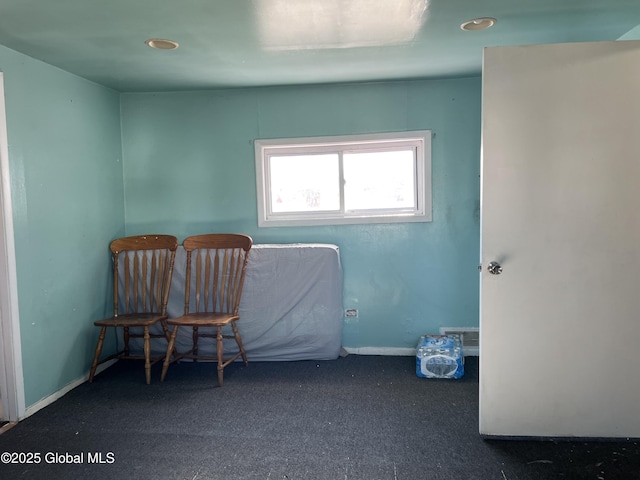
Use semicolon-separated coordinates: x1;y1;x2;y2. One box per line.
121;243;344;361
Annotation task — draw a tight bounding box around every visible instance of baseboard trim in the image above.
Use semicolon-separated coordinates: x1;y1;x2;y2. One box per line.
0;421;17;435
343;347;415;356
342;346;479;357
22;360;117;420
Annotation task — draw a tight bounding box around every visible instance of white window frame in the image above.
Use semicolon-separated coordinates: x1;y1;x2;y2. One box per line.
255;130;432;227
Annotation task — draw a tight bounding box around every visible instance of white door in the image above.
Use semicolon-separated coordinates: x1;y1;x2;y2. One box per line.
480;41;640;438
0;73;24;423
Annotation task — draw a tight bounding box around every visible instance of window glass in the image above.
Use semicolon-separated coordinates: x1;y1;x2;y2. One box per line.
270;154;340;213
344;149;415;211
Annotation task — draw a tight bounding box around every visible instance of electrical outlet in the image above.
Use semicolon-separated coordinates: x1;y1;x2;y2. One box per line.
345;309;359;318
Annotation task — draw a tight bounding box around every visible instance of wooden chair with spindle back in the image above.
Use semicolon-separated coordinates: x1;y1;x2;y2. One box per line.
89;234;178;384
161;233;252;386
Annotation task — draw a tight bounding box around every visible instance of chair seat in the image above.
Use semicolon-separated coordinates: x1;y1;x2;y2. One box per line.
167;312;238;327
94;312;168;327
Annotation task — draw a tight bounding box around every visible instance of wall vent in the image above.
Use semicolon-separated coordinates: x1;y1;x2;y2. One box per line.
439;327;479;356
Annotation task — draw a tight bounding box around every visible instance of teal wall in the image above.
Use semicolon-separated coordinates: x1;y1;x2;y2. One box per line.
0;45;124;407
0;49;480;409
121;78;481;349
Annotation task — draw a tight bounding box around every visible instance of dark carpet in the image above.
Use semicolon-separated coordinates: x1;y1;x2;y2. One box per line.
0;355;638;480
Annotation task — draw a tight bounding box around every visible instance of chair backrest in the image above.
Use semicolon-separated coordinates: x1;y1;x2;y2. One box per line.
110;235;179;316
182;234;253;316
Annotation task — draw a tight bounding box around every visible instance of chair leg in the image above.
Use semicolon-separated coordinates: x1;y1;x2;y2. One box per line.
193;326;199;362
160;319;177;359
143;326;151;385
89;327;107;382
231;320;248;366
124;326;130;356
217;325;224;387
161;325;179;382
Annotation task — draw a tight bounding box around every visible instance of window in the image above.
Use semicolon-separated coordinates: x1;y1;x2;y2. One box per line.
255;131;432;227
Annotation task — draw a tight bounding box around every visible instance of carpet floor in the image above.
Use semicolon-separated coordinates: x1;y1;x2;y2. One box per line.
0;355;638;479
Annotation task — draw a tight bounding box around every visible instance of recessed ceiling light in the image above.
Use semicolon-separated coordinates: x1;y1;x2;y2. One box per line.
145;38;179;50
460;17;496;31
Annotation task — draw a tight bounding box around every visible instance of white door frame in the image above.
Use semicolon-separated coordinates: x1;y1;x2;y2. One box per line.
0;72;25;422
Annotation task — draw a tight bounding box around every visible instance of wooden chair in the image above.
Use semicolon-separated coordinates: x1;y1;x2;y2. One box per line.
89;234;178;384
161;233;252;386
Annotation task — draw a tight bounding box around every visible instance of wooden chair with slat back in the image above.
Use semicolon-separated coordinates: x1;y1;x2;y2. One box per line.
89;234;178;384
161;233;252;386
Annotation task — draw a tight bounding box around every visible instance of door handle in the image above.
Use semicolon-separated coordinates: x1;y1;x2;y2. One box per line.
487;261;503;275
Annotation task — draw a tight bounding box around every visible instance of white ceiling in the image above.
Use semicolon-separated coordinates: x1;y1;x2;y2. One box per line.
0;0;639;92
